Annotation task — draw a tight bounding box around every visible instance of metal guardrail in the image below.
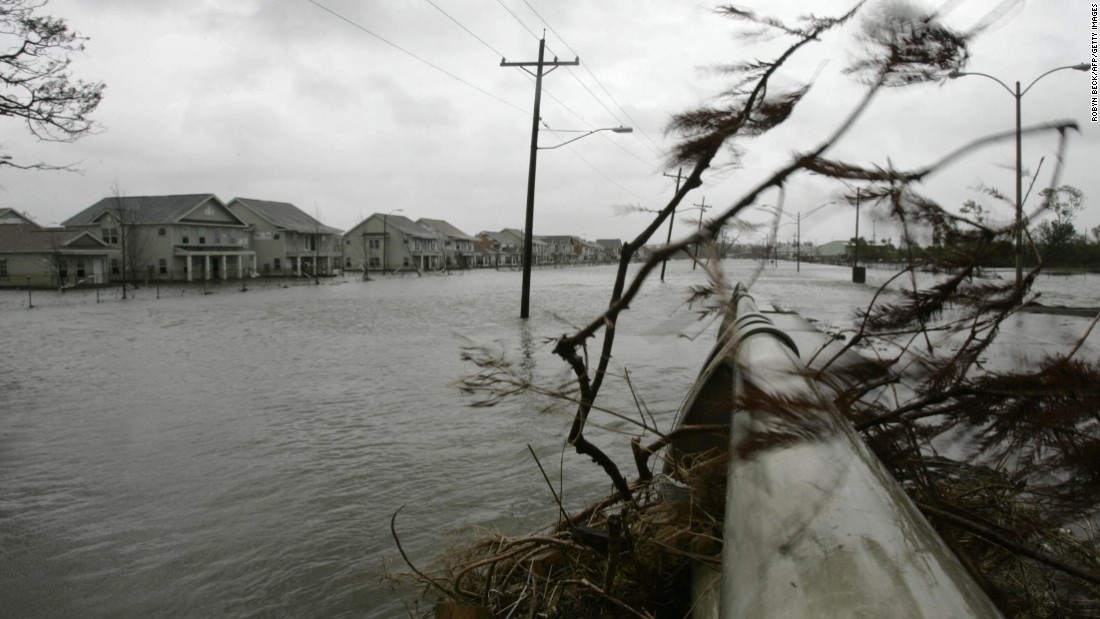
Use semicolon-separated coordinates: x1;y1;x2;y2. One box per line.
678;284;1002;618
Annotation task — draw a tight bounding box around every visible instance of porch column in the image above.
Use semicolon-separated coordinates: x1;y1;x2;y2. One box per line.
204;255;211;281
221;255;227;280
186;255;193;282
237;255;244;279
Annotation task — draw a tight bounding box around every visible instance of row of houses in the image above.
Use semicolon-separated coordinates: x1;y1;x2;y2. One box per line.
0;194;625;288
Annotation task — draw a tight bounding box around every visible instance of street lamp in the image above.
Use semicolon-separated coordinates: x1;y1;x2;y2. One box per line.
383;208;402;275
519;125;632;318
948;62;1089;296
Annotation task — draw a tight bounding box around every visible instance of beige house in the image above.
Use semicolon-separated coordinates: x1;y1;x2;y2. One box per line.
475;231;521;268
62;194;255;282
417;218;477;270
499;228;549;265
343;213;441;274
227;198;343;277
0;209;119;288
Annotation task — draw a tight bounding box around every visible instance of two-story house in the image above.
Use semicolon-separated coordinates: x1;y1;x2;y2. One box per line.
0;208;119;287
343;213;441;273
417;218;478;270
227;198;343;277
62;194;255;282
475;231;520;268
596;239;624;262
499;228;549;266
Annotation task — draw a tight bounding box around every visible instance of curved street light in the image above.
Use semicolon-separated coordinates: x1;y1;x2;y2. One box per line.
538;126;633;150
948;62;1089;296
520;125;632;318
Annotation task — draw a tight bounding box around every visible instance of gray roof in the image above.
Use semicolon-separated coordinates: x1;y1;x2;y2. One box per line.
375;214;436;239
62;194;245;227
0;224;111;253
417;218;477;241
229;198;343;235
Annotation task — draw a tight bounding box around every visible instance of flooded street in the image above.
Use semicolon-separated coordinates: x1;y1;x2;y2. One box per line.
1;261;1096;618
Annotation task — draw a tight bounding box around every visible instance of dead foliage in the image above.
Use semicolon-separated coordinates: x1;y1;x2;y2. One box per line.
395;449;728;618
400;2;1099;617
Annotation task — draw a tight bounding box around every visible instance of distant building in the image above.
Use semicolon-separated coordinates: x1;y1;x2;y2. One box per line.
595;239;624;261
344;213;441;273
417;218;478;270
62;194;255;282
475;231;520;268
815;240;849;264
0;208;119;287
227;198;343;277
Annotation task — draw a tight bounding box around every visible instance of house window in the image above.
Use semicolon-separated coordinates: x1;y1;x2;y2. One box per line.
368;256;380;267
101;227;119;244
182;234;190;244
0;258;7;280
345;257;351;267
158;228;166;236
214;230;221;244
159;258;167;274
198;235;206;245
368;239;381;249
76;259;86;278
273;232;280;240
273;258;282;271
110;259;120;274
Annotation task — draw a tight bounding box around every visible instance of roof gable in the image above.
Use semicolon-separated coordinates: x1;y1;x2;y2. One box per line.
62;194;247;227
228;198;342;235
0;226;110;252
0;208;40;227
417;218;477;241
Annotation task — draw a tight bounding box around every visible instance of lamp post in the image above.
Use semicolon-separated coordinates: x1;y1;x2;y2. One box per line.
382;208;402;275
948;62;1089;296
519;125;632;318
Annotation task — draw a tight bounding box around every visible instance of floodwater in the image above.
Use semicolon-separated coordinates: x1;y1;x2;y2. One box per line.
1;261;1096;618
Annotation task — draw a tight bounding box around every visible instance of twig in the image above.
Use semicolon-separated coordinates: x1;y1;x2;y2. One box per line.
565;578;655;619
390;505;458;599
528;444;569;526
917;501;1100;586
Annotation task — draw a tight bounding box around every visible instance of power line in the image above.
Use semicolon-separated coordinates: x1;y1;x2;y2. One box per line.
494;0;540;41
303;0;526;115
421;0;506;59
517;0;664;157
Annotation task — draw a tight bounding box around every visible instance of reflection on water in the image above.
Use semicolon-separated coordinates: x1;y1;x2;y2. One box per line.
0;262;1094;617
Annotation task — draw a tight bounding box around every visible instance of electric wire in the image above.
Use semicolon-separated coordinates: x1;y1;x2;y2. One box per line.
493;0;541;41
303;0;526;115
520;0;665;157
422;0;507;59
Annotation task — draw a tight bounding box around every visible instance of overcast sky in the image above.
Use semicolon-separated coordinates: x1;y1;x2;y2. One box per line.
2;0;1096;246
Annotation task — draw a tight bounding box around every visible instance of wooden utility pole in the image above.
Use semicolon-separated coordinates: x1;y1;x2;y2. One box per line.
660;167;684;282
502;38;579;319
691;196;710;271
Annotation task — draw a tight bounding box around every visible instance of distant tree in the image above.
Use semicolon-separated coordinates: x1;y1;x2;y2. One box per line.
106;183;150;298
1035;185;1085;265
959;199;987;225
0;0;105;170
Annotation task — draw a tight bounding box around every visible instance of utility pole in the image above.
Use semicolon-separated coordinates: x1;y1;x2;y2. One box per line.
691;196;710;271
502;38;579;319
660;167;684;282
